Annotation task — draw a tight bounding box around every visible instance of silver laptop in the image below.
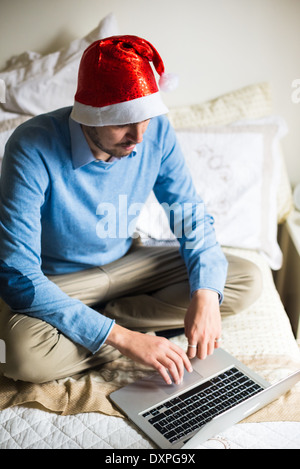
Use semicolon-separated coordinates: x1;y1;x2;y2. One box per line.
110;348;300;449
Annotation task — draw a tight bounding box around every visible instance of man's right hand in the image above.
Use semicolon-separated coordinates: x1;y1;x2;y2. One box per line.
105;324;193;385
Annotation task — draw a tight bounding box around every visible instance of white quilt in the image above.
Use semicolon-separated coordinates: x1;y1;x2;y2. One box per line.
0;405;299;449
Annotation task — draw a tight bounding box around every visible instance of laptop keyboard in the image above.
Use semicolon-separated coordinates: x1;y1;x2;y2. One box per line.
141;366;264;443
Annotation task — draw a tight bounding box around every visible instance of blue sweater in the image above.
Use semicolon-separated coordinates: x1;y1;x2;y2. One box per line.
0;107;228;353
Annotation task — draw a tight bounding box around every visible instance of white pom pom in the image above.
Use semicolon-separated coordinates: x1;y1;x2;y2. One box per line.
159;72;179;92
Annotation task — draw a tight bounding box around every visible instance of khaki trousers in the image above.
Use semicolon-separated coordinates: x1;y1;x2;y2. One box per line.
0;244;262;383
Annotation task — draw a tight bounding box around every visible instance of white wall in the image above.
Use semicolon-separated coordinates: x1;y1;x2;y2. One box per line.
1;0;299;185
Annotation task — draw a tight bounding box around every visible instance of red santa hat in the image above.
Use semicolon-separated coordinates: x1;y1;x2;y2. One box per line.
71;35;178;126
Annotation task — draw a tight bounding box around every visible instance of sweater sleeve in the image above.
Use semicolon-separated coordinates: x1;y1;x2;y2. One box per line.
0;129;114;353
153;118;228;301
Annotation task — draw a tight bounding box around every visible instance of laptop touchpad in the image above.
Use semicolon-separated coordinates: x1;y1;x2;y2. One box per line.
148;368;203;395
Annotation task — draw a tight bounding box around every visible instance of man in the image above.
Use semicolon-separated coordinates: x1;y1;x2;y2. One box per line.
0;36;261;386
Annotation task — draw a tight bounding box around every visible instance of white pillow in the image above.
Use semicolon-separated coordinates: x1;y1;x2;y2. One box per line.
136;116;288;270
167;82;293;224
0;13;119;115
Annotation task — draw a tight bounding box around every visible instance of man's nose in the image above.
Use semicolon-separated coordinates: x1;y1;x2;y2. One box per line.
128;123;145;143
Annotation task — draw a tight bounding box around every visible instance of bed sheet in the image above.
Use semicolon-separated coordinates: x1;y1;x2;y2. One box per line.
0;405;299;449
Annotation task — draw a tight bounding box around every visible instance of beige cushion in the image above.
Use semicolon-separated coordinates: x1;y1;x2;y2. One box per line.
168;82;273;128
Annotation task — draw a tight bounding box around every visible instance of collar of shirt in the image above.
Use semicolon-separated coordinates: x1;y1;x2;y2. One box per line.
68;117;137;169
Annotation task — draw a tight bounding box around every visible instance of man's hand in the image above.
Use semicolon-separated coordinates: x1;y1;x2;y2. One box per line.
184;289;222;360
105;324;193;385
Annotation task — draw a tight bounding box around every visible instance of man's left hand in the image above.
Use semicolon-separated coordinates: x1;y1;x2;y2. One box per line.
184;289;222;360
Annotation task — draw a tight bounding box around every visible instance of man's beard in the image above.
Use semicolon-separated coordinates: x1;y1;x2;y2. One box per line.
85;126;134;158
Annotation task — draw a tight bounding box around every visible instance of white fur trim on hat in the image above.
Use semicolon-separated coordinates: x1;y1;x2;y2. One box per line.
70;92;169;126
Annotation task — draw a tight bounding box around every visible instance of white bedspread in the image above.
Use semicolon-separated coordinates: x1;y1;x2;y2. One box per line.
0;405;299;449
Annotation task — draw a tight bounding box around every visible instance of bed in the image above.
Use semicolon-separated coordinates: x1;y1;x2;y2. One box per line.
0;13;299;450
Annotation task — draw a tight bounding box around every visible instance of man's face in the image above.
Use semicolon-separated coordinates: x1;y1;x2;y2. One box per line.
82;119;151;161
